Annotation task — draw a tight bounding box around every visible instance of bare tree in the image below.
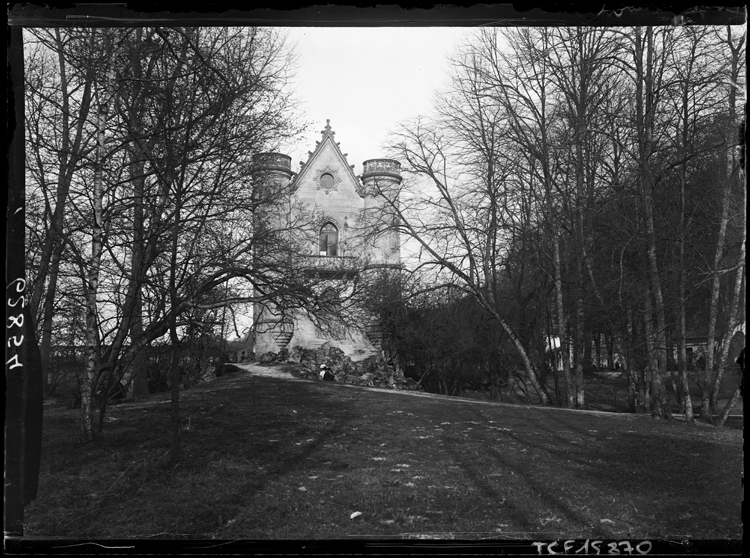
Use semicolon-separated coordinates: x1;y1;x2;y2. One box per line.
703;25;746;422
381;31;554;404
24;27;320;446
80;29;121;441
473;27;571;405
663;26;726;421
24;28;96;389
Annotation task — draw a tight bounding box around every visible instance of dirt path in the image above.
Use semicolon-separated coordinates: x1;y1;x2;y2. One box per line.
235;362;664;422
235;363;741;430
236;362;300;380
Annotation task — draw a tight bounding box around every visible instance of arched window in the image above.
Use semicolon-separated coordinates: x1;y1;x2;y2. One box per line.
319;222;338;257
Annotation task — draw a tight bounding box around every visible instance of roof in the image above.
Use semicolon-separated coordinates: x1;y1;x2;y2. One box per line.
293;120;364;198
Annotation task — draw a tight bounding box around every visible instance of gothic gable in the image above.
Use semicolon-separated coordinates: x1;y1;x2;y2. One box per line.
293;120;363;201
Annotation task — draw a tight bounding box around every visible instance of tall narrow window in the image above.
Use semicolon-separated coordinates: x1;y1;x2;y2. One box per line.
319;222;338;256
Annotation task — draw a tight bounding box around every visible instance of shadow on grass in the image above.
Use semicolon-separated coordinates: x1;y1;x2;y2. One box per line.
29;375;364;539
169;377;363;536
443;404;742;539
25;370;743;540
440;418;616;540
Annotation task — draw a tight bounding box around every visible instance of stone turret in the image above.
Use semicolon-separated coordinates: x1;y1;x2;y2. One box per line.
253;152;294;193
253;152;293;175
252;152;295;355
360;159;402;267
361;158;402;185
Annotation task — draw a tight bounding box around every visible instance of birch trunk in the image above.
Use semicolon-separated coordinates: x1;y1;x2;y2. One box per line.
715;384;742;428
80;99;106;442
80;32;116;442
676;41;694;422
710;238;745;415
702;26;743;421
702;201;730;421
708;26;745;418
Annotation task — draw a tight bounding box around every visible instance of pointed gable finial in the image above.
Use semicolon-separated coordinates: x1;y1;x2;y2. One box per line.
321;119;335;139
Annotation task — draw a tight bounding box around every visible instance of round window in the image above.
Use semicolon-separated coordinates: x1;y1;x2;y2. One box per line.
320;173;334;190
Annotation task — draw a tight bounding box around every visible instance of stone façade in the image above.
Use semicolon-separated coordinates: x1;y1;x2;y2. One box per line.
251;120;401;360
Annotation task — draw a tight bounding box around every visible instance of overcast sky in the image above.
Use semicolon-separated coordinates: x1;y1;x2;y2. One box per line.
279;27;472;175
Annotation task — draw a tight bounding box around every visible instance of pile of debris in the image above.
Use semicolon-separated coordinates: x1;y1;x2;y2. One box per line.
257;343;422;391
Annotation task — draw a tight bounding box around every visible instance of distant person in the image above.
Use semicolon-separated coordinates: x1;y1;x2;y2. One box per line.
319;364;335;381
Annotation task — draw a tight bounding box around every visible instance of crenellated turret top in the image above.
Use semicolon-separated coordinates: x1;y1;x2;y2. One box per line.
361;158;402;183
253;152;293;173
252;152;295;191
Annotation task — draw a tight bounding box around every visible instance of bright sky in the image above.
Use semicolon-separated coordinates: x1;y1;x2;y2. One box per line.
279;27;473;174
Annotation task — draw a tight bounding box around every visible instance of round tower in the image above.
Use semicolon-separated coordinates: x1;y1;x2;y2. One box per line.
251;152;295;356
360;159;402;267
360;159;402;358
252;152;294;194
251;151;295;228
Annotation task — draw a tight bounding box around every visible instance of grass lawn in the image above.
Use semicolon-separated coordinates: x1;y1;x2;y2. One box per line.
21;366;743;542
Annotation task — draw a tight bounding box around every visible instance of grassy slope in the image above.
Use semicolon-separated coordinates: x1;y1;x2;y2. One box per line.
24;368;743;540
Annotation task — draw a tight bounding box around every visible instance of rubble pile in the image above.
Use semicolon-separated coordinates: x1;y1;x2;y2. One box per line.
257;342;422;391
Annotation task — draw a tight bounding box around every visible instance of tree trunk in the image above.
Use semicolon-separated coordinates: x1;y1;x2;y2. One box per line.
676;63;694;423
130;308;149;397
708;27;745;417
490;308;550;405
624;306;640;412
593;333;601;369
32;29;94;391
644;291;658;416
710;239;746;416
715;347;744;428
128;148;149;397
169;320;182;467
38;255;60;392
678;295;693;421
574;285;586;407
81;31;117;441
702;27;741;421
81;99;106;443
702;234;731;418
553;236;574;407
474;284;550;405
715;384;742;428
169;163;183;467
635;26;669;419
127;28;150;398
